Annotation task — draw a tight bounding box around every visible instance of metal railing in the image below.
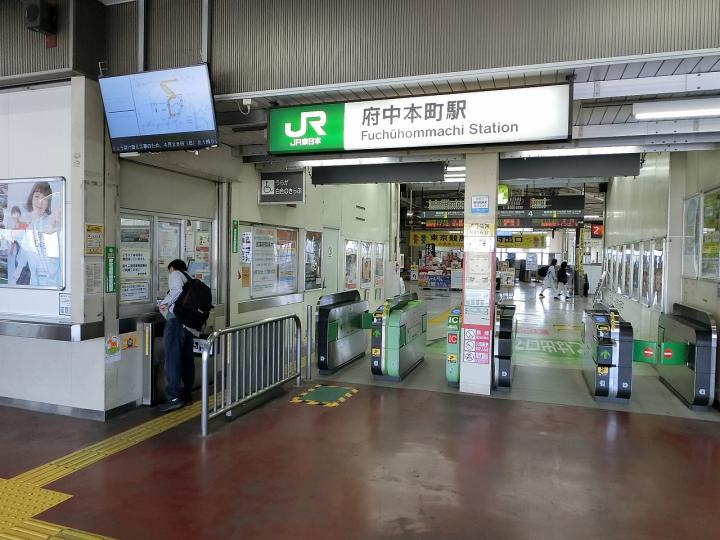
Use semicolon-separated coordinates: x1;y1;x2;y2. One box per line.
201;314;302;437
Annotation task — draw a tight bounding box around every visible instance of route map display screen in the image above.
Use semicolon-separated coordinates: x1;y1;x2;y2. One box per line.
99;64;218;153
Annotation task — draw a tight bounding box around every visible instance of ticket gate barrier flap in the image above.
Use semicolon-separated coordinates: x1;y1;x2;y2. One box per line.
446;306;461;387
317;291;369;373
371;293;427;381
582;309;633;401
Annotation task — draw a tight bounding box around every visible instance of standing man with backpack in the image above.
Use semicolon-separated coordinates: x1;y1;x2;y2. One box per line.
555;261;570;300
158;259;212;412
538;258;559;299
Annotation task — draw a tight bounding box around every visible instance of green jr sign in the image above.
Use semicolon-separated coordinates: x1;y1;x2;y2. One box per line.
268;103;345;154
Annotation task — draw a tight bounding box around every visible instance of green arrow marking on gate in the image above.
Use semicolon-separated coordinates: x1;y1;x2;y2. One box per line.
600;350;611;360
372;330;381;338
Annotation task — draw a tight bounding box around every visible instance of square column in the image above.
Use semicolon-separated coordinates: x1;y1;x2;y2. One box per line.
460;153;498;395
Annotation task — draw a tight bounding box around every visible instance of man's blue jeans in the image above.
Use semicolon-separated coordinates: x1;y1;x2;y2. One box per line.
164;317;195;401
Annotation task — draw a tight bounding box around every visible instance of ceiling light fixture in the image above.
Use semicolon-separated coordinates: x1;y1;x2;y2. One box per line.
502;146;643;159
584;214;601;220
446;166;466;172
632;97;720;120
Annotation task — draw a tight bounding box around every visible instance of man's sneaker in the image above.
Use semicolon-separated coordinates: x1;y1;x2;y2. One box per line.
159;398;184;412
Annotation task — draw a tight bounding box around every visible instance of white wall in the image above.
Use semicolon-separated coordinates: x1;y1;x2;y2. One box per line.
604;153;672;340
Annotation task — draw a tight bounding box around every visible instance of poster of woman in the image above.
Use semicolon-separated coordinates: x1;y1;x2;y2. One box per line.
0;178;64;288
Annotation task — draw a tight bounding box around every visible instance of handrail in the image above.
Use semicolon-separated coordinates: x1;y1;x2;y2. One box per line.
201;314;302;437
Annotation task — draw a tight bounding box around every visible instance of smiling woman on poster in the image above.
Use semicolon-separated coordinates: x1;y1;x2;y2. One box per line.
11;181;63;287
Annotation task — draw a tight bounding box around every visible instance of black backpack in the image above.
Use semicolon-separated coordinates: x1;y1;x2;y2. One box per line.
173;271;213;331
538;265;549;278
557;267;568;283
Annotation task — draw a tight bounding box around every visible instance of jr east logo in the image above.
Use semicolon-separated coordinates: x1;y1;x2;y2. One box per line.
284;111;327;147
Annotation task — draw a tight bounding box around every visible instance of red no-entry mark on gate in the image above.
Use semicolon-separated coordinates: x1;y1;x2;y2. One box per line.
643;347;654;358
663;348;673;359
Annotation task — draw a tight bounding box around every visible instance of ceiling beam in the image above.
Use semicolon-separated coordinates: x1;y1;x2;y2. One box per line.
574;71;720;100
574;117;720;138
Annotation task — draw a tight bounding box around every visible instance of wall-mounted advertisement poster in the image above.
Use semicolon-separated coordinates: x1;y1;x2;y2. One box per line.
276;228;298;295
0;177;65;289
701;189;720;280
374;243;385;287
360;241;372;289
344;240;358;290
683;195;701;279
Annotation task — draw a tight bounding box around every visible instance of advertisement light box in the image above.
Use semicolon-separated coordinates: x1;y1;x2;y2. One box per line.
268;85;571;154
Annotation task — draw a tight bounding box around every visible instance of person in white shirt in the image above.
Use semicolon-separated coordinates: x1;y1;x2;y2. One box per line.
158;259;198;412
538;259;559;299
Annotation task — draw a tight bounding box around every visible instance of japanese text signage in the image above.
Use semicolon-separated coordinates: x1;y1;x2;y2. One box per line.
268;85;571;154
497;194;585;219
496;233;546;249
258;171;305;204
410;231;463;249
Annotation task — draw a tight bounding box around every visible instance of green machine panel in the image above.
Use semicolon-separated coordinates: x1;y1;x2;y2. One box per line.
371;292;427;382
446;306;461;386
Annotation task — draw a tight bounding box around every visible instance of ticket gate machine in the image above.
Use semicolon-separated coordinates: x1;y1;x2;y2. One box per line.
316;291;369;374
494;304;516;391
582;308;633;401
446;307;461;387
370;292;427;381
657;304;717;409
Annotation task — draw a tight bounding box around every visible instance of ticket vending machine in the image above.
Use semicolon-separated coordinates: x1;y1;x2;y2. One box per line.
370;292;427;381
582;308;633;401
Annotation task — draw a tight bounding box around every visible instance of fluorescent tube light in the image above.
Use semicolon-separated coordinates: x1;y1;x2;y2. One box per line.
446;166;466;172
296;157;396;167
584;215;601;220
632;97;720;120
502;146;642;158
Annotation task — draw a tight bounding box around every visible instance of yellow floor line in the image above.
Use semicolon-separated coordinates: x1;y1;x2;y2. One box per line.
1;398;212;538
428;308;452;326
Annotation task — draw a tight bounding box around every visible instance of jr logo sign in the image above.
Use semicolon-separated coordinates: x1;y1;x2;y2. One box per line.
284;111;327;138
268;103;345;154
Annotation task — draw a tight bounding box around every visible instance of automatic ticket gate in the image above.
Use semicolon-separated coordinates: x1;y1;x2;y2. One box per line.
582;308;633;401
494;304;516;391
316;291;369;374
657;304;717;409
370;292;427;381
446;306;461;387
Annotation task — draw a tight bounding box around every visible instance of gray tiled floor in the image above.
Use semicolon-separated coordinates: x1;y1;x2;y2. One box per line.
318;280;720;422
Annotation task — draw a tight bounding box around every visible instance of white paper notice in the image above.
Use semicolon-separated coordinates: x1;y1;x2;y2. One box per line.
85;261;103;294
251;226;278;297
58;292;71;317
465;252;492;288
120;249;150;278
120;281;150;303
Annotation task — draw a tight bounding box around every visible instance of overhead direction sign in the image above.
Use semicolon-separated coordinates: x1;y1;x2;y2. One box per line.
258;171;306;204
268;85;571;154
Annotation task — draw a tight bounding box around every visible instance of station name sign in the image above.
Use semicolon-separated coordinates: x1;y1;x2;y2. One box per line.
268;85;571;154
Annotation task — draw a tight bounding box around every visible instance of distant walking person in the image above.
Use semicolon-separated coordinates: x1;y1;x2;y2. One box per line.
555;261;570;299
538;259;558;299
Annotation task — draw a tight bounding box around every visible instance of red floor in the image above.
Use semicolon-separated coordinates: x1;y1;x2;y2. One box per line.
5;384;720;539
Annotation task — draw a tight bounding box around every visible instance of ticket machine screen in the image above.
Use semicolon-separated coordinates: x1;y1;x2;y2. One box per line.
593;315;609;324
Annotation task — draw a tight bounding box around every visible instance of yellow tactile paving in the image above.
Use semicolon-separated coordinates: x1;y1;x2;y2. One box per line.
428;308;452;326
1;397;213;538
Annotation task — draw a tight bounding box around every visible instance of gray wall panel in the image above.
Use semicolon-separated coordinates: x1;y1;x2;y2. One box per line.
146;0;203;70
105;2;138;76
0;0;71;78
211;0;720;94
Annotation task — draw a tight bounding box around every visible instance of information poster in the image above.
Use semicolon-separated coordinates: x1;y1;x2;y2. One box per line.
374;243;385;287
701;190;720;280
525;253;538;271
84;224;104;256
250;226;298;298
241;232;252;264
251;226;278;297
344;240;358;290
360;241;372;289
682;195;701;278
85;260;103;294
186;223;212;286
157;221;180;295
120;281;150;303
120;249;150;278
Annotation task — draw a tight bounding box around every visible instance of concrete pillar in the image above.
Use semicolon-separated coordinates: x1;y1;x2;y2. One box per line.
460;153;498;395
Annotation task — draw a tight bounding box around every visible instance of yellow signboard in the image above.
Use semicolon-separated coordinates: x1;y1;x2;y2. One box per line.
410;230;464;249
496;233;546;249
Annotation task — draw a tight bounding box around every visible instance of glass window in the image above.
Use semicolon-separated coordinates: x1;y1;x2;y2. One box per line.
0;177;65;289
641;242;652;307
614;247;622;293
360;241;372;289
250;226;298;298
305;231;322;290
682;195;701;279
631;243;640;300
344;240;358;290
653;239;664;310
185;220;213;288
374;243;385;287
156;220;182;299
119;216;152;304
